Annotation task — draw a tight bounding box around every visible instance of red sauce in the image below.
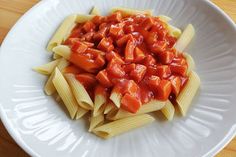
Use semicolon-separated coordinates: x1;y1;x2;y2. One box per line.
64;11;188;113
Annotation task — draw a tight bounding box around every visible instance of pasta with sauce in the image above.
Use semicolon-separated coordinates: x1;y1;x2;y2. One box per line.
34;6;200;139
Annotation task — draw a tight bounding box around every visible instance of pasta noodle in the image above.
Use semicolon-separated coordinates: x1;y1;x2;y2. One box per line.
52;68;78;119
65;74;94;110
107;100;166;120
175;24;195;52
157;15;172;22
93;94;106;116
104;101;117;114
157;15;181;39
160;100;175;121
109;91;122;108
55;93;62;102
176;71;200;116
111;7;153;17
89;114;104;132
93;114;154;139
44;72;55;95
167;24;182;38
56;58;70;71
33;59;60;75
44;58;69;95
47;14;77;51
52;45;71;60
53;53;62;59
183;53;196;75
90;6;101;15
76;14;95;23
75;108;89;120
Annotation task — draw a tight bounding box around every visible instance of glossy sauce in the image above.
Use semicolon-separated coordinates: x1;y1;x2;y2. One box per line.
64;11;188;113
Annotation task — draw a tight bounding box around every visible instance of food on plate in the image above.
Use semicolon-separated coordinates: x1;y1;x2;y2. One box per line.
34;6;200;139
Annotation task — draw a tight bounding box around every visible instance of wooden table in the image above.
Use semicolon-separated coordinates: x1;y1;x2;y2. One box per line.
0;0;235;156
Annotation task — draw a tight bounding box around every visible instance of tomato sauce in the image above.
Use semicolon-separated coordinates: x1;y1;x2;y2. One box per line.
64;11;188;113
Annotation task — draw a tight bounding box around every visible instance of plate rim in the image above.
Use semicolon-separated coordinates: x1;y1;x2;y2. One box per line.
0;0;236;156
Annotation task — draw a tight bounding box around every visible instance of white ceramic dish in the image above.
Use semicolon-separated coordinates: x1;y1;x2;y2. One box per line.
0;0;236;156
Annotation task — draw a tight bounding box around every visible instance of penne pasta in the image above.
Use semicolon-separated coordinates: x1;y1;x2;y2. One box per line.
89;114;104;132
33;59;60;75
90;6;101;15
167;24;182;38
52;45;71;60
176;71;200;116
157;15;172;22
104;101;117;114
183;53;196;75
75;108;89;120
175;24;195;52
44;72;55;95
53;53;62;59
107;99;166;120
64;73;94;110
93;94;106;116
56;58;70;71
111;7;153;17
55;92;88;119
47;14;77;52
157;15;181;38
44;58;69;95
76;14;95;23
109;91;122;108
93;114;155;139
54;93;62;102
52;68;78;119
93;85;108;116
160;100;175;121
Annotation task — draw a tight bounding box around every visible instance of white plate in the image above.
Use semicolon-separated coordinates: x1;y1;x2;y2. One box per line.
0;0;236;156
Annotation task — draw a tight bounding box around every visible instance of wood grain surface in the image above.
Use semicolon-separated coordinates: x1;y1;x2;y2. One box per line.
0;0;235;156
